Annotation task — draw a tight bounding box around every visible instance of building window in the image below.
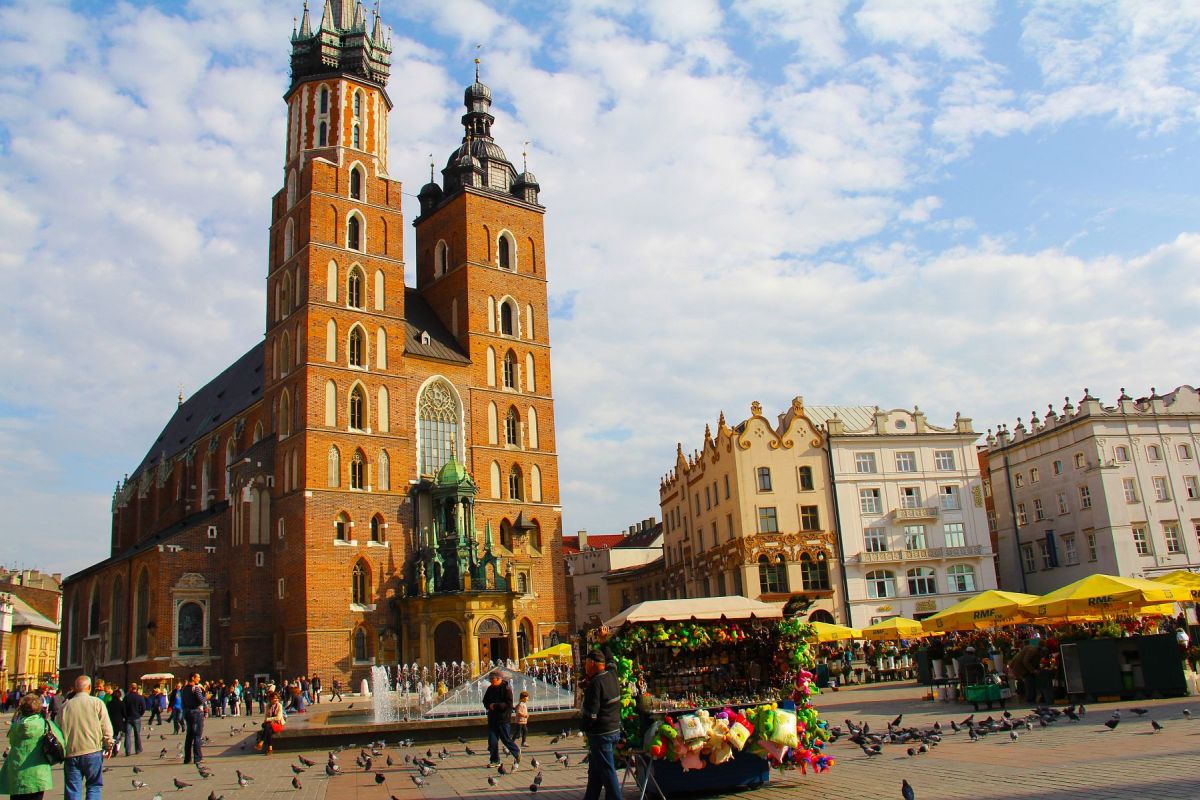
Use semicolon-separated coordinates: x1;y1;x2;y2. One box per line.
712;480;718;506
724;475;730;499
328;446;341;487
895;452;917;472
903;525;926;550
336;512;351;541
900;487;921;509
943;522;965;548
1153;476;1170;501
1163;521;1183;553
1086;531;1098;561
347;267;364;308
1179;444;1193;460
1017;502;1028;526
864;527;888;552
350;167;363;200
1079;485;1092;508
348;327;365;367
1053;459;1063;475
350;450;366;490
1185;476;1199;499
349;385;366;430
1030;467;1040;483
865;570;895;599
1074;453;1086;468
704;487;711;510
176;601;204;652
1123;478;1139;503
800;553;830;591
947;564;976;592
758;555;788;594
907;567;936;596
319;85;329;114
987;509;997;533
347;215;362;251
352;561;370;605
354;627;369;662
1037;539;1052;570
1148;445;1162;461
505;407;520;446
756;467;772;492
1063;535;1078;565
1015;473;1024;488
133;569;149;657
586;586;599;605
1114;445;1130;462
855;453;877;473
516;573;529;595
797;466;814;491
939;485;961;510
378;450;390;490
419;379;460;476
1021;544;1036;573
508;466;523;500
1033;498;1045;521
503;350;517;389
859;488;882;515
1057;492;1069;515
352;123;361;149
800;505;820;531
1132;525;1150;556
757;507;779;533
934;450;955;470
318;120;327;146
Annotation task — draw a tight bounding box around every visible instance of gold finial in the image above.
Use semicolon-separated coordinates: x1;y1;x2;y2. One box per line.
522;140;531;172
474;44;483;81
177;383;185;407
429;152;434;182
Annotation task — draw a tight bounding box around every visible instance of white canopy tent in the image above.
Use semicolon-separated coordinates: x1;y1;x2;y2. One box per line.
603;596;785;629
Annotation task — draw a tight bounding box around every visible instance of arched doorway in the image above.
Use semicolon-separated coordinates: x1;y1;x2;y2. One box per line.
808;609;836;624
433;620;463;664
477;618;508;663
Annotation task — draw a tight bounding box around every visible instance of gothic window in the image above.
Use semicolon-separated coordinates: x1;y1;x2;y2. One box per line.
348;326;365;367
350;449;366;490
350;166;363;200
278;390;291;437
490;461;502;499
376;328;387;370
503;350;517;389
498;232;515;270
528;407;539;449
508;465;523;501
500;519;513;549
800;553;831;591
283;219;295;261
500;301;515;335
374;270;384;310
435;240;448;276
349;385;366;430
325;380;337;426
370;514;384;542
328;446;341;487
525;353;536;392
225;438;236;498
347;266;364;308
286;169;296;208
353;90;362;119
133;569;149;657
353;627;369;662
335;511;351;541
109;580;124;661
253;421;263;443
352;561;370;604
318;121;328;146
325;319;337;362
531;464;543;502
319;85;329;114
352;124;361;149
529;519;542;551
418;379;460;476
505;407;520;446
378;450;390;490
347;214;362;251
176;601;204;652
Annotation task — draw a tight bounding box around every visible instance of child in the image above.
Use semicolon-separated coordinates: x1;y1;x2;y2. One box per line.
514;691;530;746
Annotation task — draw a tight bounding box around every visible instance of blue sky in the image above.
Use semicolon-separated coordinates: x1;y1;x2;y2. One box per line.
1;0;1198;574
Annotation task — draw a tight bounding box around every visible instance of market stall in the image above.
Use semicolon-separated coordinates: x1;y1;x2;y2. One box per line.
595;597;835;797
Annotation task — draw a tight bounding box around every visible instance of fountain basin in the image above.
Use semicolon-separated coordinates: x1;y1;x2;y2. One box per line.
274;708;580;751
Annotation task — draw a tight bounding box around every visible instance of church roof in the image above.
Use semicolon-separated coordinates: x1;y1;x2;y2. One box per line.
132;343;265;479
403;288;470;363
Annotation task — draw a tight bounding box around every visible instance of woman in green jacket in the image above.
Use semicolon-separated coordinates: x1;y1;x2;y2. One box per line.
0;693;64;800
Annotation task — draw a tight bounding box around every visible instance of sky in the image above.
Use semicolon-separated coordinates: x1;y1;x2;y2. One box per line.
1;0;1198;575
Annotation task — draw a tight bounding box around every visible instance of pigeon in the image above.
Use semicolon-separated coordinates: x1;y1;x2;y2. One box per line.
159;749;168;759
549;736;559;745
1009;731;1018;742
968;729;979;742
488;776;498;787
291;778;302;790
906;747;916;757
1065;709;1080;722
1184;709;1192;720
133;780;148;789
291;765;306;775
890;714;903;729
133;767;145;774
581;755;590;765
386;756;394;767
426;750;433;758
375;773;386;785
949;721;960;733
1129;708;1149;717
498;764;509;776
902;779;916;800
325;763;340;777
530;757;540;769
348;704;355;710
173;779;192;790
208;792;224;800
404;755;412;764
299;756;316;767
960;714;974;726
236;770;254;784
465;747;476;756
1151;720;1163;732
410;776;425;788
1104;717;1120;731
528;785;538;793
560;756;570;768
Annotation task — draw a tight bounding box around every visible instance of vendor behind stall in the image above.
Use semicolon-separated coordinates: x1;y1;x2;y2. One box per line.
581;650;622;800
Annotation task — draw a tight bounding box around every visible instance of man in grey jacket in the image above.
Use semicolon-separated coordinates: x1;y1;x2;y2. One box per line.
61;675;114;800
580;650;623;800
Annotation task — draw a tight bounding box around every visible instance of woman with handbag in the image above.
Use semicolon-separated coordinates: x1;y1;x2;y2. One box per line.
254;692;285;755
0;693;66;800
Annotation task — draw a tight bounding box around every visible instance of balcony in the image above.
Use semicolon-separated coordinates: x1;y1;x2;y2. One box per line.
894;506;939;521
855;545;989;564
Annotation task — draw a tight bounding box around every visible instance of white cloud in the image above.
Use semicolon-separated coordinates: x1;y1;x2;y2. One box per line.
855;0;995;60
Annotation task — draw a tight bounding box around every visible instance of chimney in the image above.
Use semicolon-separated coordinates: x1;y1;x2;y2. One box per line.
628;525;636;535
577;530;588;550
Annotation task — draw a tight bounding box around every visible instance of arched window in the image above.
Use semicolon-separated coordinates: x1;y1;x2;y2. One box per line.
1180;443;1193;460
490;461;502;499
109;580;124;661
225;438;236;498
278;390;291;437
352;561;370;604
866;570;896;599
377;384;389;431
531;464;542;502
352;123;361;149
325;319;337;362
418;379;460;476
319;85;329;114
326;260;338;302
327;446;341;488
526;304;534;340
800;552;831;591
435;240;448;276
281;331;291;373
528;407;539;449
353;90;363;119
374;270;384;310
500;519;513;549
498;232;515;270
907;567;937;596
758;554;788;594
487;296;496;332
349;385;366;430
347;214;362;251
375;328;387;370
508;465;523;501
253;421;264;443
335;511;351;541
350;449;366;489
525;353;536;392
353;627;369;662
286;169;296;208
133;568;149;657
325;380;337;426
370;515;384;542
1147;444;1162;461
486;346;496;386
176;601;204;652
487;401;498;445
516;573;529;594
350;166;363;200
318;120;328;146
503;350;517;389
347;266;364;308
529;519;542;551
505;407;520;446
200;453;212;505
283;219;295;260
348;326;365;367
500;301;515;335
947;564;976;592
378;450;390;490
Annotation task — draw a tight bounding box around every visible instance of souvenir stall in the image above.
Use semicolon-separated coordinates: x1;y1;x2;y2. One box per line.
595;598;835;797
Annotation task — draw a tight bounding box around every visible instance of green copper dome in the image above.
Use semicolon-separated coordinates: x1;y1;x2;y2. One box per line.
435;456;470;487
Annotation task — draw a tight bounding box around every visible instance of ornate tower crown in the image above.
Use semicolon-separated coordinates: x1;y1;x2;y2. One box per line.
290;0;391;91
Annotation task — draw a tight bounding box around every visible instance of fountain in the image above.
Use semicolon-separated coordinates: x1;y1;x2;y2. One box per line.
371;664;403;723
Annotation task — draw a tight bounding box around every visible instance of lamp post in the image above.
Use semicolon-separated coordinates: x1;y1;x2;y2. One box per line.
0;593;14;693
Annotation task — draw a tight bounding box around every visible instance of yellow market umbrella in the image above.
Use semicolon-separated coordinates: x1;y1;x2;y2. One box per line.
861;616;925;641
807;621;863;642
1151;571;1200;602
921;590;1039;633
523;642;572;662
1019;574;1189;619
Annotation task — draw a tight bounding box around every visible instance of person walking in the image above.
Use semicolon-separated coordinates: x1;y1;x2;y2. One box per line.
105;689;126;758
180;674;207;765
514;691;530;747
580;651;623;800
0;692;66;800
147;687;164;728
168;683;183;735
60;675;114;800
1008;638;1042;704
254;692;285;756
121;685;145;756
309;675;321;706
328;678;343;703
481;671;520;768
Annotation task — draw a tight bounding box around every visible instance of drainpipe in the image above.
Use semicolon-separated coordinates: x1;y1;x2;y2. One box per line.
1001;454;1027;593
824;442;853;625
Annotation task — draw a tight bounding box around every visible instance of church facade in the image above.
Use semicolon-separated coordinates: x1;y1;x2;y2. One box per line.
60;0;569;688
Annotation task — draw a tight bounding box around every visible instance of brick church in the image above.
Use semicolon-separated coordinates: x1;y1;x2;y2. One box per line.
60;0;570;688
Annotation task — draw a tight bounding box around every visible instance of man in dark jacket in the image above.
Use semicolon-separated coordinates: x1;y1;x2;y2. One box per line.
481;670;521;767
581;650;622;800
181;673;207;764
122;684;147;755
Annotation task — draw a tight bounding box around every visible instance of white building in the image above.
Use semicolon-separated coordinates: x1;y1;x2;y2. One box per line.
986;386;1200;594
806;406;998;628
565;521;662;632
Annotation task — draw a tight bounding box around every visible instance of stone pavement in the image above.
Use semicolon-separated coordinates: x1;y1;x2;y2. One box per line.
28;687;1198;800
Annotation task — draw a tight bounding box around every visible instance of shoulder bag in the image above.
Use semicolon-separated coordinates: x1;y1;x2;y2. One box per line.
41;716;66;765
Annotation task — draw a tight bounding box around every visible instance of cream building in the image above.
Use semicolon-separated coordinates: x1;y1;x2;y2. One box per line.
985;386;1200;594
657;398;842;623
805;405;997;628
566;521;663;632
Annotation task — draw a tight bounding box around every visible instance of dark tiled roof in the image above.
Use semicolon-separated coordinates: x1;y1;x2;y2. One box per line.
404;288;470;363
132;343;265;477
615;523;663;549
